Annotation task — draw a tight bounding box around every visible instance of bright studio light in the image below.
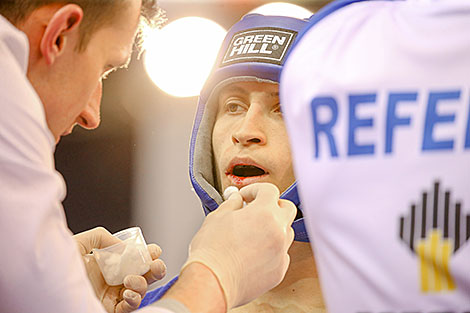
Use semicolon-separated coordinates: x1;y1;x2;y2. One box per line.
144;17;226;98
250;2;313;19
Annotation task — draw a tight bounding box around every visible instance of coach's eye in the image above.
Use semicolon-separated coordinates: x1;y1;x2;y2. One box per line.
101;67;116;80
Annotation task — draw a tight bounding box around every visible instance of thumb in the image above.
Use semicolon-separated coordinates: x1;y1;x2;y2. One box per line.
81;254;106;301
115;290;142;313
239;183;280;205
74;227;120;255
216;191;244;212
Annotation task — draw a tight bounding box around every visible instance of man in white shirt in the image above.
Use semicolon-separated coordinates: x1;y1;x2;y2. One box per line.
0;1;297;312
281;0;470;312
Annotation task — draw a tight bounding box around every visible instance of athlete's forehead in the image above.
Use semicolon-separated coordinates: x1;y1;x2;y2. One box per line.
218;81;279;97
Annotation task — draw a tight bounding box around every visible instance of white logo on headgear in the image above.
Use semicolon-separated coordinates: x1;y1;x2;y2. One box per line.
222;27;297;66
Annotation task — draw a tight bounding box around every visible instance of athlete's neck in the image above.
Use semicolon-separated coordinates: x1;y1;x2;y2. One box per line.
229;241;326;313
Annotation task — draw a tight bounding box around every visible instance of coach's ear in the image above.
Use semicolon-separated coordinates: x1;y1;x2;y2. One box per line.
40;4;83;65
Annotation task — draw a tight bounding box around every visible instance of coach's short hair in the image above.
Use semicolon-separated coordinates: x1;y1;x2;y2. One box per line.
0;0;165;51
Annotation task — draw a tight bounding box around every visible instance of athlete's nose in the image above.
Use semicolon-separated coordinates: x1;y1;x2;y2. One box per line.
232;106;267;146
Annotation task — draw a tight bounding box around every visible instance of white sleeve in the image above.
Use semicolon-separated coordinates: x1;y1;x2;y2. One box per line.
0;19;178;313
0;22;109;312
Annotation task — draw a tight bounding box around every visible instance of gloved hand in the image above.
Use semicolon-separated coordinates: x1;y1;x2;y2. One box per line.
182;183;296;310
74;227;167;313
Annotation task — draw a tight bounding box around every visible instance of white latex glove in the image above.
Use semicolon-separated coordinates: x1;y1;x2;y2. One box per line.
182;183;296;310
74;227;167;313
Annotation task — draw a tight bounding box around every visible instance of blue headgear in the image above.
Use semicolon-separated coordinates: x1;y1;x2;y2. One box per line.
189;13;310;242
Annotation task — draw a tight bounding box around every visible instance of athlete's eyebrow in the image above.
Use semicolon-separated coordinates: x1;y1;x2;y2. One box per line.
221;85;249;96
220;86;279;99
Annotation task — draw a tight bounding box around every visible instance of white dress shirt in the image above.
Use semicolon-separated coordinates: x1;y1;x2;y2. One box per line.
0;15;181;313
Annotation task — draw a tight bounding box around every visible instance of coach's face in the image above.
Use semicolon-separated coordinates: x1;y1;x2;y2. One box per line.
25;0;141;143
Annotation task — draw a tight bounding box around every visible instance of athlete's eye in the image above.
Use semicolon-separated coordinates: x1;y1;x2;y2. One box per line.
225;99;246;114
228;103;240;112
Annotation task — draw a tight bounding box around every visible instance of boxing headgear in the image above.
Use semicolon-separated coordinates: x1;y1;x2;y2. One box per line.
189;13;310;242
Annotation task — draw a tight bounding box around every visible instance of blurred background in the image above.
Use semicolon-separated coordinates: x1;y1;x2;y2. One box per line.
55;0;329;287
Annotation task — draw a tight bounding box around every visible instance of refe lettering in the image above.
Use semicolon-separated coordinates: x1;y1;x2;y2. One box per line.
309;89;470;158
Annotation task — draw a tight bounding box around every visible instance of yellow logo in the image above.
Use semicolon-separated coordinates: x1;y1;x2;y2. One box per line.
399;181;469;293
416;229;455;292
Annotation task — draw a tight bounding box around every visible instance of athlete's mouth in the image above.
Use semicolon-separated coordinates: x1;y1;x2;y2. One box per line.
231;165;266;177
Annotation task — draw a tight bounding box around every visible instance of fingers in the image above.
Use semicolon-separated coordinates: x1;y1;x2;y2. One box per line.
239;183;295;229
285;225;295;251
144;258;167;285
115;274;155;313
278;199;297;226
239;183;280;205
144;244;166;284
281;253;291;281
123;275;147;297
276;200;296;252
115;289;141;313
147;244;162;260
239;184;296;253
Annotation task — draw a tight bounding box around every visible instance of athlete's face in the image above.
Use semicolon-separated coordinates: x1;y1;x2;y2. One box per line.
212;81;295;194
